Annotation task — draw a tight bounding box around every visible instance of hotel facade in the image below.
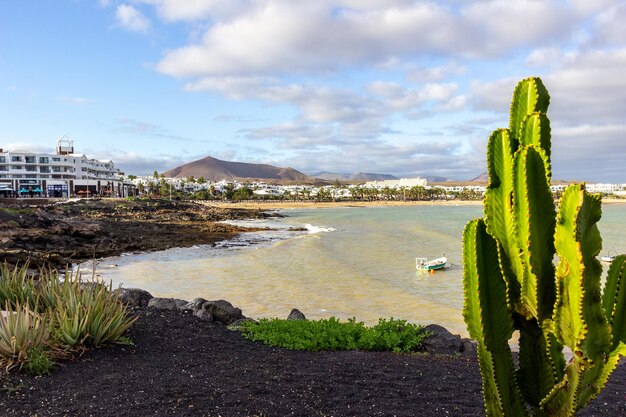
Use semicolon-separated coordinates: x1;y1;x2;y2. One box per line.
0;137;133;198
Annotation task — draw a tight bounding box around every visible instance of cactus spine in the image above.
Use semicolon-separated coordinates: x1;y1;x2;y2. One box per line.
463;77;626;416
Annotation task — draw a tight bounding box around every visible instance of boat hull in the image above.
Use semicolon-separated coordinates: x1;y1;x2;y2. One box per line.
415;257;447;271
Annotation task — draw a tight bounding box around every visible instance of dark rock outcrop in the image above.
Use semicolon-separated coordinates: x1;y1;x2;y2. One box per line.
422;324;463;355
460;338;478;357
148;297;189;311
113;288;153;307
179;298;208;313
228;318;258;330
200;300;243;325
194;309;214;322
287;309;306;320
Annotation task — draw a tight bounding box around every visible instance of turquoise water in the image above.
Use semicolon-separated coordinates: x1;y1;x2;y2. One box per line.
93;204;626;336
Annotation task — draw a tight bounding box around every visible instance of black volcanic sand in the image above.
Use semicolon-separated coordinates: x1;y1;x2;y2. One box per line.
0;199;276;269
0;308;624;417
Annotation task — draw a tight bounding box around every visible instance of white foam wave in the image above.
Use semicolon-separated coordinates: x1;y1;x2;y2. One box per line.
304;224;336;234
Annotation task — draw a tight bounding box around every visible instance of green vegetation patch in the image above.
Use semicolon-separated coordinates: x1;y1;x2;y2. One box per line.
240;317;429;353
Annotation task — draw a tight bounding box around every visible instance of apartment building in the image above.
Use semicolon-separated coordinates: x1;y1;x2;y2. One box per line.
0;137;132;198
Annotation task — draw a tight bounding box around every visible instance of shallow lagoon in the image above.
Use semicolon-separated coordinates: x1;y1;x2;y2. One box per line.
92;204;626;336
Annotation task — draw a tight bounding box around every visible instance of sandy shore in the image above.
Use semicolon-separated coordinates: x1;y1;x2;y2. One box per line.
201;197;626;210
199;199;484;210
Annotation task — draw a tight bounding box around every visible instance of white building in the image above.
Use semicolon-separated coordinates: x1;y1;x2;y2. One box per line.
364;177;428;189
0;137;132;198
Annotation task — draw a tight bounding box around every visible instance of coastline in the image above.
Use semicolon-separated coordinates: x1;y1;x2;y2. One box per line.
200;197;626;211
200;199;484;210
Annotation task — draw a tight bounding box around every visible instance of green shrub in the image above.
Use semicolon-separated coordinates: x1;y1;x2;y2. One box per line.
240;317;429;353
23;346;54;375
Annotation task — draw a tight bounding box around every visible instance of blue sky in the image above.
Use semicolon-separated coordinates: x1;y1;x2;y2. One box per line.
1;0;625;181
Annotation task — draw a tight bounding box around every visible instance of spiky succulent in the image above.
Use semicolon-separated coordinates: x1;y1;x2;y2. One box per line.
463;77;626;416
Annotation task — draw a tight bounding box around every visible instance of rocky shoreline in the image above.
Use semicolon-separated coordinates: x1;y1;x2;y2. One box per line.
114;287;478;357
1;287;624;416
0;198;278;270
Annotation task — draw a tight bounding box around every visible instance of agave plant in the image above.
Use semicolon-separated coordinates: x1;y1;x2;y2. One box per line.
463;77;626;416
0;263;39;311
51;271;136;348
0;304;50;371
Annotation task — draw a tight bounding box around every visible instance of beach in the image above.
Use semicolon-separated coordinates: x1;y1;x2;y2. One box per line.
201;199;484;210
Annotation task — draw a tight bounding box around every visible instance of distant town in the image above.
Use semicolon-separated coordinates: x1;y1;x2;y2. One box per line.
1;139;625;201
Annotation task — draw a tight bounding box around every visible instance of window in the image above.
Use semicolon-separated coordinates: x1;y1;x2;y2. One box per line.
40;167;50;173
39;157;49;164
26;174;37;178
12;165;23;170
52;167;61;172
52;157;61;162
11;156;21;162
26;166;37;172
39;175;49;178
25;156;36;163
0;156;5;163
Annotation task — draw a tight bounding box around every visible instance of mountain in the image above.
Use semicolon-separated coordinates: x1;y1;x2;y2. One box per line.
470;172;489;182
311;171;398;181
350;172;398;181
163;156;310;181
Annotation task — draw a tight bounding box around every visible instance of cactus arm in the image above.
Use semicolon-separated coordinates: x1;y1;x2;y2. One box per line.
540;363;581;417
575;190;610;358
601;255;626;349
463;219;527;417
484;128;523;310
519;112;551;166
554;185;610;355
516;319;557;408
547;185;613;414
593;342;626;401
513;146;556;321
509;77;550;142
546;331;566;382
553;185;586;348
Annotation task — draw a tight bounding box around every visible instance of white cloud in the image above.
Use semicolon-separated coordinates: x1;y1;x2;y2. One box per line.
102;1;626;181
114;118;191;141
137;0;248;22
104;151;192;176
470;47;626;182
0;142;54;153
154;1;592;80
593;3;626;46
115;4;151;33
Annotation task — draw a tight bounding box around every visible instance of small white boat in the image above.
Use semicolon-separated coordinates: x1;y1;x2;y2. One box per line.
600;250;617;263
416;256;447;271
600;255;616;263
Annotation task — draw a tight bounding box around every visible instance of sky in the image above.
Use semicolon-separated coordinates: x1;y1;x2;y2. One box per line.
1;0;625;182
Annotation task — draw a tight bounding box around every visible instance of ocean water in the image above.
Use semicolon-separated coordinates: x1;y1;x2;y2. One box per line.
90;204;626;336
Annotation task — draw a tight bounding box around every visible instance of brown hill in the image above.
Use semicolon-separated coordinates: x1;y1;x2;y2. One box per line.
163;156;311;181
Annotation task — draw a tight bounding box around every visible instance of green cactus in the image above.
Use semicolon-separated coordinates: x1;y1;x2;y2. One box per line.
463;77;626;416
